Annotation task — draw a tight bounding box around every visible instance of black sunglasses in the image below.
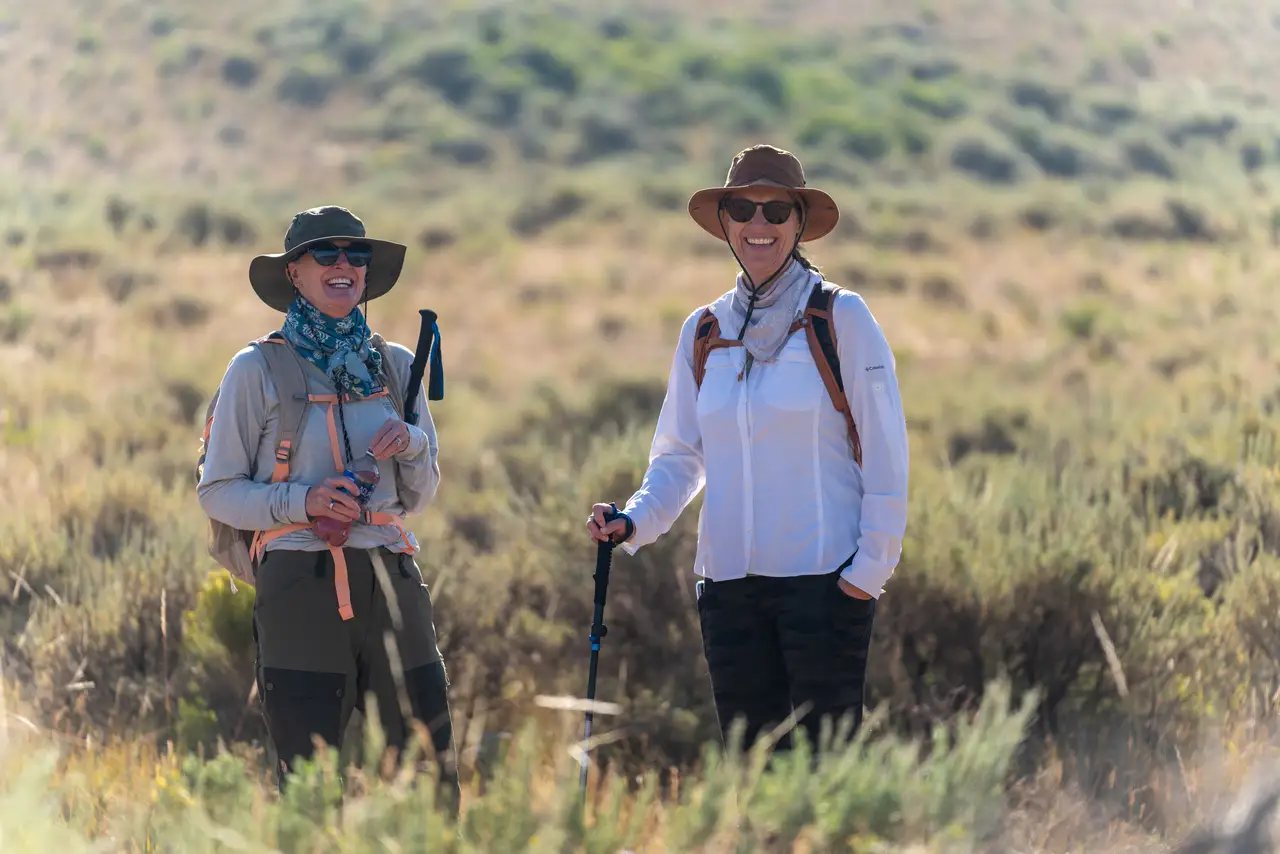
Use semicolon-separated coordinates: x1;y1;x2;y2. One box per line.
721;197;797;225
295;241;373;267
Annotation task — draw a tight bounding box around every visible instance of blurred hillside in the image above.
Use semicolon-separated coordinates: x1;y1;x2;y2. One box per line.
6;0;1280;410
10;0;1280;244
8;0;1280;850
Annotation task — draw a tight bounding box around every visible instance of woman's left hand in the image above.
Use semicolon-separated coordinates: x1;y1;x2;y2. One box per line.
370;418;412;460
837;577;873;600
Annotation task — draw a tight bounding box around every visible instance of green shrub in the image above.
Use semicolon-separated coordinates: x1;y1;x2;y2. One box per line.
1164;111;1240;148
1240;139;1268;172
219;55;259;88
1061;301;1105;340
1123;136;1178;179
430;136;495;167
998;116;1100;178
1120;41;1153;77
1086;95;1140;135
407;41;482;106
910;57;962;81
509;44;580;96
275;56;340;107
900;80;969;120
1008;77;1070;121
799;112;893;162
508;188;588;237
950;135;1022;184
727;59;790;109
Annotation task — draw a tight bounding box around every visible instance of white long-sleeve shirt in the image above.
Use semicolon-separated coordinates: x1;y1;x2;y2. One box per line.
619;283;909;598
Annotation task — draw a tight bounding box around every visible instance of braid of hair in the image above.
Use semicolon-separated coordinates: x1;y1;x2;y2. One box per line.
791;246;822;275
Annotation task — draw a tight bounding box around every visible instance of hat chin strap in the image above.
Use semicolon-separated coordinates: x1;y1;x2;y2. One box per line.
718;203;809;340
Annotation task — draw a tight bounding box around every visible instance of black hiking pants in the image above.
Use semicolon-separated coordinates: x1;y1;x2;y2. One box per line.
252;546;458;808
695;568;876;755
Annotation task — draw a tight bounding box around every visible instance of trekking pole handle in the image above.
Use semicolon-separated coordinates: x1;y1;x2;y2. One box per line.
590;505;619;645
404;309;438;425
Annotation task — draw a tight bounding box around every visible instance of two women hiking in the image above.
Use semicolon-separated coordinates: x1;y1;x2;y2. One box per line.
198;143;908;796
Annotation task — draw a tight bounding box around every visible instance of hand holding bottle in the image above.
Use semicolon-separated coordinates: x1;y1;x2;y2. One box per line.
313;451;381;548
305;476;362;522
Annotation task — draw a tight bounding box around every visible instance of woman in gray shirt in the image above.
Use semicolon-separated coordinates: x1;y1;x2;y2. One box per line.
196;205;456;805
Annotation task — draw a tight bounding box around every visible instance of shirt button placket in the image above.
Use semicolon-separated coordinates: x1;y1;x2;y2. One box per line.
738;350;754;575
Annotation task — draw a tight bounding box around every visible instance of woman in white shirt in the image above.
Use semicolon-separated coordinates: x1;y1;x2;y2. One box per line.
587;144;909;755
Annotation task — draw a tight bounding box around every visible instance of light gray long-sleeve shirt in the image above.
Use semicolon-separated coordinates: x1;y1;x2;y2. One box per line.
196;337;440;554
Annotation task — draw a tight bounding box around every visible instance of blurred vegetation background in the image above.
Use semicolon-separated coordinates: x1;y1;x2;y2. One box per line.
8;0;1280;849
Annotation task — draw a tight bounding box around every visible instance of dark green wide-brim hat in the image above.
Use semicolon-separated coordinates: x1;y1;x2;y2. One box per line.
249;205;408;312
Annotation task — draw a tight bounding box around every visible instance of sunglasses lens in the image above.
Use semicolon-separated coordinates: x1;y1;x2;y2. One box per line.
762;202;794;224
308;245;340;265
723;198;794;224
344;243;372;266
724;198;757;223
306;242;372;267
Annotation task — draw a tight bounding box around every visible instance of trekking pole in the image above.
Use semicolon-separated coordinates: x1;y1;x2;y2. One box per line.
580;504;620;795
404;309;440;425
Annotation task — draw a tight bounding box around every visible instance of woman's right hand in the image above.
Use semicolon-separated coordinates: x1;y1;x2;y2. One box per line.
306;476;362;522
586;502;632;544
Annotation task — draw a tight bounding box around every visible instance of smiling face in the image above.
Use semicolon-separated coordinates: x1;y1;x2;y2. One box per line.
718;186;803;288
286;239;368;318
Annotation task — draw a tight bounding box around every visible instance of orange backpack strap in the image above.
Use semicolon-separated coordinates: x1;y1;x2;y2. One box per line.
802;281;863;467
690;307;743;388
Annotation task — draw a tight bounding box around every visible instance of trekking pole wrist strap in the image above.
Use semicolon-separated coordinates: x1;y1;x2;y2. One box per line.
607;503;634;544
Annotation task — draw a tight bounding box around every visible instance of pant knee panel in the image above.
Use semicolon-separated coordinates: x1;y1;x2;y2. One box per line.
260;667;347;770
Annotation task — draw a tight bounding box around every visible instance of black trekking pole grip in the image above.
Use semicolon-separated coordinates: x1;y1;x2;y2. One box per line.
404;309;437;426
580;504;620;794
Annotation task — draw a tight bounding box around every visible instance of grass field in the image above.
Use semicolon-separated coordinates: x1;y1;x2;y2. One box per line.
9;0;1280;849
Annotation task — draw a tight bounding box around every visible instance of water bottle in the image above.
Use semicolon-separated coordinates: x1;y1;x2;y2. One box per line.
315;451;381;548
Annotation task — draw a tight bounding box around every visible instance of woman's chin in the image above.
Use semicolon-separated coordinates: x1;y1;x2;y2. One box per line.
310;292;363;318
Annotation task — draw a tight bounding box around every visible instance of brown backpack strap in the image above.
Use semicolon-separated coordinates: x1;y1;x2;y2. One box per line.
255;333;312;482
691;307;743;388
802;282;863;467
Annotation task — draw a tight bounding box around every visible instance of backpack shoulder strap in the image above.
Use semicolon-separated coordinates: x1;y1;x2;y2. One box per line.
690;307;717;388
690;306;743;389
370;333;408;422
253;332;312;483
802;281;863;467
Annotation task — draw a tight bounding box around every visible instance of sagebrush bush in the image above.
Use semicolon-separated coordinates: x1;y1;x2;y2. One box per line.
0;678;1040;852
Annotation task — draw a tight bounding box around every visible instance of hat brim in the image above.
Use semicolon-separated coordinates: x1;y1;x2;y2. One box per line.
249;235;408;312
688;180;840;243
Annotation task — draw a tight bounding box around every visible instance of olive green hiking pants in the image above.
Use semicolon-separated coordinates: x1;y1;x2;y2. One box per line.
252;546;458;805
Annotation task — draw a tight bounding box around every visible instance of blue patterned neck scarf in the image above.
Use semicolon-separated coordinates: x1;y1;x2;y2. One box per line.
280;293;384;398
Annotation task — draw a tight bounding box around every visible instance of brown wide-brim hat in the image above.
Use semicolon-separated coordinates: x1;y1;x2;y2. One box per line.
688;144;839;242
249;205;407;312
